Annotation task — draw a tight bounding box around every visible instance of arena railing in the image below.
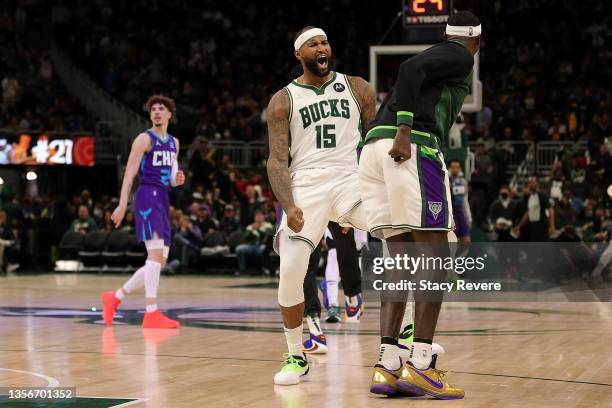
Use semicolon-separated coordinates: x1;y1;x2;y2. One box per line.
51;47;149;159
535;141;588;175
207;140;267;168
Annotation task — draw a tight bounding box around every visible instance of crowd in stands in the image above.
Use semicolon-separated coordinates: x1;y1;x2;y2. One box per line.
0;155;279;273
482;102;611;244
63;0;394;143
0;1;609;277
0;1;94;134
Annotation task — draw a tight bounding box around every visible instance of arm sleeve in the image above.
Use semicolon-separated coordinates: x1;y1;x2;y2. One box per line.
170;158;179;186
395;45;473;125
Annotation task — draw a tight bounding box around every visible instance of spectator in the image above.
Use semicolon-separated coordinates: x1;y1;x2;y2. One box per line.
194;204;218;235
488;185;519;242
69;205;97;234
1;69;19;108
172;214;203;267
0;210;18;273
547;116;567;140
120;210;135;233
512;177;554;241
235;210;274;276
219;204;241;237
189;139;216;189
553;190;577;230
237;184;263;227
100;210;114;232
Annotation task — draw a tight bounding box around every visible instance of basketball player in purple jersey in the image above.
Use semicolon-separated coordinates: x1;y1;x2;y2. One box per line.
102;95;184;329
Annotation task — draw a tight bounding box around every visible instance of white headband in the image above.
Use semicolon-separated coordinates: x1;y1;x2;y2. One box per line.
445;24;481;37
294;28;327;51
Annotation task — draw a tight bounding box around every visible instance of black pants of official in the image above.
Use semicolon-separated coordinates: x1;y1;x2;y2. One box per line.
303;221;362;316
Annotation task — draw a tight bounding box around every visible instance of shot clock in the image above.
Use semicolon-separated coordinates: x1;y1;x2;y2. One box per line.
403;0;453;26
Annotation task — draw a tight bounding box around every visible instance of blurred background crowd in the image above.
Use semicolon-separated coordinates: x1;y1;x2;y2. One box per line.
0;0;609;275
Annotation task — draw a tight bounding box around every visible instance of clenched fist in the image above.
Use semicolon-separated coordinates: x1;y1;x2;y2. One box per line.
286;205;305;233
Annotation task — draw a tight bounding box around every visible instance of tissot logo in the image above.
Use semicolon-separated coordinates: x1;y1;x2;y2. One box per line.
333;83;345;92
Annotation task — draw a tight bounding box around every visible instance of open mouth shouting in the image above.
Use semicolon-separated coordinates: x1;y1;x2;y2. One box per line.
316;54;329;71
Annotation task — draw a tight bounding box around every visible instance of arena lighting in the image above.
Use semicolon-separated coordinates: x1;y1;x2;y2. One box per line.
0;177;4;185
26;171;37;181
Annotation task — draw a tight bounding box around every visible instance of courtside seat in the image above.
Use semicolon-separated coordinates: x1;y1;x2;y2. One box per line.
226;231;245;254
125;234;147;266
102;230;131;267
79;231;108;267
200;231;228;256
220;230;245;271
58;231;85;260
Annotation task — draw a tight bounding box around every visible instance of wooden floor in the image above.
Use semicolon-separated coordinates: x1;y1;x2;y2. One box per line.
0;274;611;408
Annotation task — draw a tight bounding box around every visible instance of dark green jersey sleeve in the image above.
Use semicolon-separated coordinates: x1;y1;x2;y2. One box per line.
394;42;474;127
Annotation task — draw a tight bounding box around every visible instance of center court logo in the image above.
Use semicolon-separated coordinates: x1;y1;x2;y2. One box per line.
333;83;345;92
427;201;443;220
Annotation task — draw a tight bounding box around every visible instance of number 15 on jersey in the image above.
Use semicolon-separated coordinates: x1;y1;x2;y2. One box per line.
315;124;336;149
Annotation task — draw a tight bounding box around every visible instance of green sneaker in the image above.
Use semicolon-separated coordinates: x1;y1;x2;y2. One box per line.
274;353;309;385
325;306;341;323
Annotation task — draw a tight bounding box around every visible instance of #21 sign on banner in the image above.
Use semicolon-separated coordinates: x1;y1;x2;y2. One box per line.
0;133;95;166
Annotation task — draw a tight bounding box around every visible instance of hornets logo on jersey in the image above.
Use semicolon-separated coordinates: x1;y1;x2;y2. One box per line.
139;130;177;190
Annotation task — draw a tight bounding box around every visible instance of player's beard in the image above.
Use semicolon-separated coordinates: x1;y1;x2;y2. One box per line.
303;54;333;77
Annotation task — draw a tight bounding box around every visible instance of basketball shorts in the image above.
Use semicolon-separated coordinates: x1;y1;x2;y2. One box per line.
134;185;172;246
274;169;367;253
359;139;453;239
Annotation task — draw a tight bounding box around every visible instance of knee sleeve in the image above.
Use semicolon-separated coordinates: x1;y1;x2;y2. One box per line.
277;232;312;307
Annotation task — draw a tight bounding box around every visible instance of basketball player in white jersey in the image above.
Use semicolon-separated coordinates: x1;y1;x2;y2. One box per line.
266;26;375;385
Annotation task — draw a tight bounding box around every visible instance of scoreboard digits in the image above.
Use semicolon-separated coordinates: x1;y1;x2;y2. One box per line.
403;0;452;26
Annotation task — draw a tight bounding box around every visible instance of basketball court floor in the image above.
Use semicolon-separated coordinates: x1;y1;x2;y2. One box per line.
1;273;611;407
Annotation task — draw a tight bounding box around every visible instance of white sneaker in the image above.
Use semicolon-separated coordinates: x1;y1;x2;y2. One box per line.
273;354;309;385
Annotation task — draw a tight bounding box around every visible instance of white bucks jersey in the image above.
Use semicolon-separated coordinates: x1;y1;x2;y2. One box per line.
285;72;361;173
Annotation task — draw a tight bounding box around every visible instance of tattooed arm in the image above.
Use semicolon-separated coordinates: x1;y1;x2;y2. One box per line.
347;76;376;140
266;89;304;232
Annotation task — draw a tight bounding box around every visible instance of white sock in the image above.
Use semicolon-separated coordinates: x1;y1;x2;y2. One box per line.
284;325;304;357
401;301;414;332
305;314;323;336
410;341;433;370
114;288;125;300
327;280;339;307
121;266;147;296
143;260;161;298
146;304;158;313
378;339;401;370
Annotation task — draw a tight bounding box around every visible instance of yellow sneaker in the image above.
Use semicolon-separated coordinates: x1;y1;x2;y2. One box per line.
396;356;464;399
370;362;424;397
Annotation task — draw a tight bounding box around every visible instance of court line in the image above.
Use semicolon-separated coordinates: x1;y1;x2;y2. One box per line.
0;367;60;387
2;349;610;388
75;396;149;407
453;370;612;387
112;399;148;407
